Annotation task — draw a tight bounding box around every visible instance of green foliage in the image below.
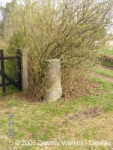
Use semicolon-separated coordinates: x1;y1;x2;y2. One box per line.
101;60;113;67
8;31;25;55
94;67;113;78
5;31;25;82
0;21;4;38
5;59;18;79
5;0;16;13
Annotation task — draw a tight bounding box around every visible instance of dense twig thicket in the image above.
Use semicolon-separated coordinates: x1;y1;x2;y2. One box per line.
1;0;113;100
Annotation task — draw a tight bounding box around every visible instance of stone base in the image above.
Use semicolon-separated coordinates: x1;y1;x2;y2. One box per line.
44;87;62;102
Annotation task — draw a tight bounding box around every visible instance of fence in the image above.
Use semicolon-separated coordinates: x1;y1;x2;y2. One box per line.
0;49;62;102
0;49;22;94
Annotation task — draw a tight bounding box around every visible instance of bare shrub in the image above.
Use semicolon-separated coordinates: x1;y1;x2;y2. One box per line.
4;0;113;100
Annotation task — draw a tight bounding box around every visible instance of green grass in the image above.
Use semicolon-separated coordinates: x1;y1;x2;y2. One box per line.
0;76;113;150
0;62;113;150
99;46;113;67
101;60;113;67
0;85;19;96
94;67;113;78
99;46;113;56
1;46;113;149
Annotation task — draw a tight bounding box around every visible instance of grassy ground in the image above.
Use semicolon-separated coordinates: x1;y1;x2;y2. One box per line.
0;66;113;150
94;66;113;78
99;46;113;67
99;46;113;56
101;60;113;67
1;44;113;149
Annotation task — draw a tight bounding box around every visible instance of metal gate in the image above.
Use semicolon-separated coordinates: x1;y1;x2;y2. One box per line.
0;49;22;94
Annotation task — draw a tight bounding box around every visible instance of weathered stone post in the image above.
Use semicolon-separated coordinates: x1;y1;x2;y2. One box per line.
45;59;62;102
21;48;28;91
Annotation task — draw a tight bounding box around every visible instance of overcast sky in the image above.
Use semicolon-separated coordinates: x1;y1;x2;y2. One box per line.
0;0;12;6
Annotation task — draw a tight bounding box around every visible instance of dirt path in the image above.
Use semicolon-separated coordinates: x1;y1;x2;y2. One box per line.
93;64;113;82
97;64;113;71
93;73;113;83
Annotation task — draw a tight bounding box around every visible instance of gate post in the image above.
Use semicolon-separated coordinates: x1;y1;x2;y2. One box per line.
0;50;6;94
21;48;28;91
45;59;62;102
17;48;28;91
17;49;22;90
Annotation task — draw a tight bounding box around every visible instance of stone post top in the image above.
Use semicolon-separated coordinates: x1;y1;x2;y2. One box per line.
45;59;60;62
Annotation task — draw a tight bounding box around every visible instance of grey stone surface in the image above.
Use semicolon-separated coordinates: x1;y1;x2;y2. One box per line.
45;59;62;102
